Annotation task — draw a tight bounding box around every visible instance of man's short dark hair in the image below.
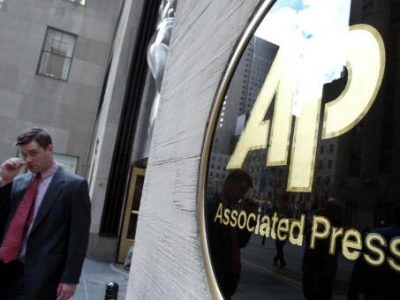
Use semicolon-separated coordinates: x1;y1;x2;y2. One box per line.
225;169;253;188
16;128;52;149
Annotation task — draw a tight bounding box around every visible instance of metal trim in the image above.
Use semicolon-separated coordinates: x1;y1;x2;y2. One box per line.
197;1;276;298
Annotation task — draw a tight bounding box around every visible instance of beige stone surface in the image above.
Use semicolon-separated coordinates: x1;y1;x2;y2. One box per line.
127;1;260;298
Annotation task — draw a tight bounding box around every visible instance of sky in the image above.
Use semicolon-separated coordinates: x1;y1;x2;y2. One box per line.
255;0;351;114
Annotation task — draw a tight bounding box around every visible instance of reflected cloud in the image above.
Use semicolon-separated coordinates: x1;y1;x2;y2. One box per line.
255;0;351;115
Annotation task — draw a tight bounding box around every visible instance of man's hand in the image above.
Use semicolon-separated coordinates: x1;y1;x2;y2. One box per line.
56;283;77;300
0;158;25;186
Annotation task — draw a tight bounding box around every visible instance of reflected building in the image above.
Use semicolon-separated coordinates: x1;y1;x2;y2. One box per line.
202;1;400;299
318;0;400;231
298;0;400;232
4;0;396;298
208;36;278;197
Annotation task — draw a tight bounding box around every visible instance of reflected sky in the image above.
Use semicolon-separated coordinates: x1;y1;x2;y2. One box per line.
205;1;400;298
255;0;351;115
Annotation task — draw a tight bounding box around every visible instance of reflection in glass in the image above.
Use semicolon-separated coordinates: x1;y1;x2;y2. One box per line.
127;174;144;240
204;0;400;299
65;0;86;6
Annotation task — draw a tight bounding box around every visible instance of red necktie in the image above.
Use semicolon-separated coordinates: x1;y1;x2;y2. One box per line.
0;174;41;263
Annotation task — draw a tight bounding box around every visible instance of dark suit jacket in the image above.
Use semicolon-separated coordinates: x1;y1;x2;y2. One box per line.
207;194;252;298
348;226;400;300
0;167;91;300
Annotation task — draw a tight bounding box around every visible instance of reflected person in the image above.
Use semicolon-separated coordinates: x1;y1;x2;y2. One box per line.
260;200;273;246
348;203;400;300
273;193;292;267
207;170;258;299
302;197;345;300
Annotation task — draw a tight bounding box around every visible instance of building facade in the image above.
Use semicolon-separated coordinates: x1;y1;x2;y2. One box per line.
0;0;121;176
2;0;400;299
0;0;128;260
120;0;400;298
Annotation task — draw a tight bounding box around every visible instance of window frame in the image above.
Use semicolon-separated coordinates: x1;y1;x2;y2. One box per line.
36;26;78;81
64;0;86;6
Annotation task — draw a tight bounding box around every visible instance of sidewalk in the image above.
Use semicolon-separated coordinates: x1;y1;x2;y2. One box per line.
72;258;129;300
234;236;348;299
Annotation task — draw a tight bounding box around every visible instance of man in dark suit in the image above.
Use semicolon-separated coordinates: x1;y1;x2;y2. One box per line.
0;128;91;300
348;203;400;300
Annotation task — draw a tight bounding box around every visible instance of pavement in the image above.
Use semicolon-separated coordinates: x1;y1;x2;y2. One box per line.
72;258;129;300
234;235;350;299
72;237;352;300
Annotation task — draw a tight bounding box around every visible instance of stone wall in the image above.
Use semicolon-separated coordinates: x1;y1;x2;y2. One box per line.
127;1;260;298
0;0;121;175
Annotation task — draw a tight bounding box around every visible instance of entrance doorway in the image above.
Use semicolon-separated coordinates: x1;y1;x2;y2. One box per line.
117;167;146;263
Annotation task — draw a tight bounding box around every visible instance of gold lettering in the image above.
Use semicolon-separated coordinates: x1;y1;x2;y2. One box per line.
289;215;305;246
322;24;385;139
238;211;247;229
214;203;400;274
329;226;344;255
267;55;293;167
287;98;321;192
259;216;271;237
226;25;385;192
342;229;362;261
223;208;230;226
388;238;400;272
230;210;238;228
214;203;223;224
310;216;331;249
363;233;385;266
277;218;289;241
226;53;283;169
271;212;279;239
247;213;256;232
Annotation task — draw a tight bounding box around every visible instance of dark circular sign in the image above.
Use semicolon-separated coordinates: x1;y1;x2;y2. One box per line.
200;0;400;299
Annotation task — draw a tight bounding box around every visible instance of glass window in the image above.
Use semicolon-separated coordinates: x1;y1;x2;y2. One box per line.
203;1;400;299
0;0;5;9
328;160;333;169
64;0;86;6
53;153;79;174
325;176;331;184
37;27;77;81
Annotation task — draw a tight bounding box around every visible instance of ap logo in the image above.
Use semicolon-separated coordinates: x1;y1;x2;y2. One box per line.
227;24;385;192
